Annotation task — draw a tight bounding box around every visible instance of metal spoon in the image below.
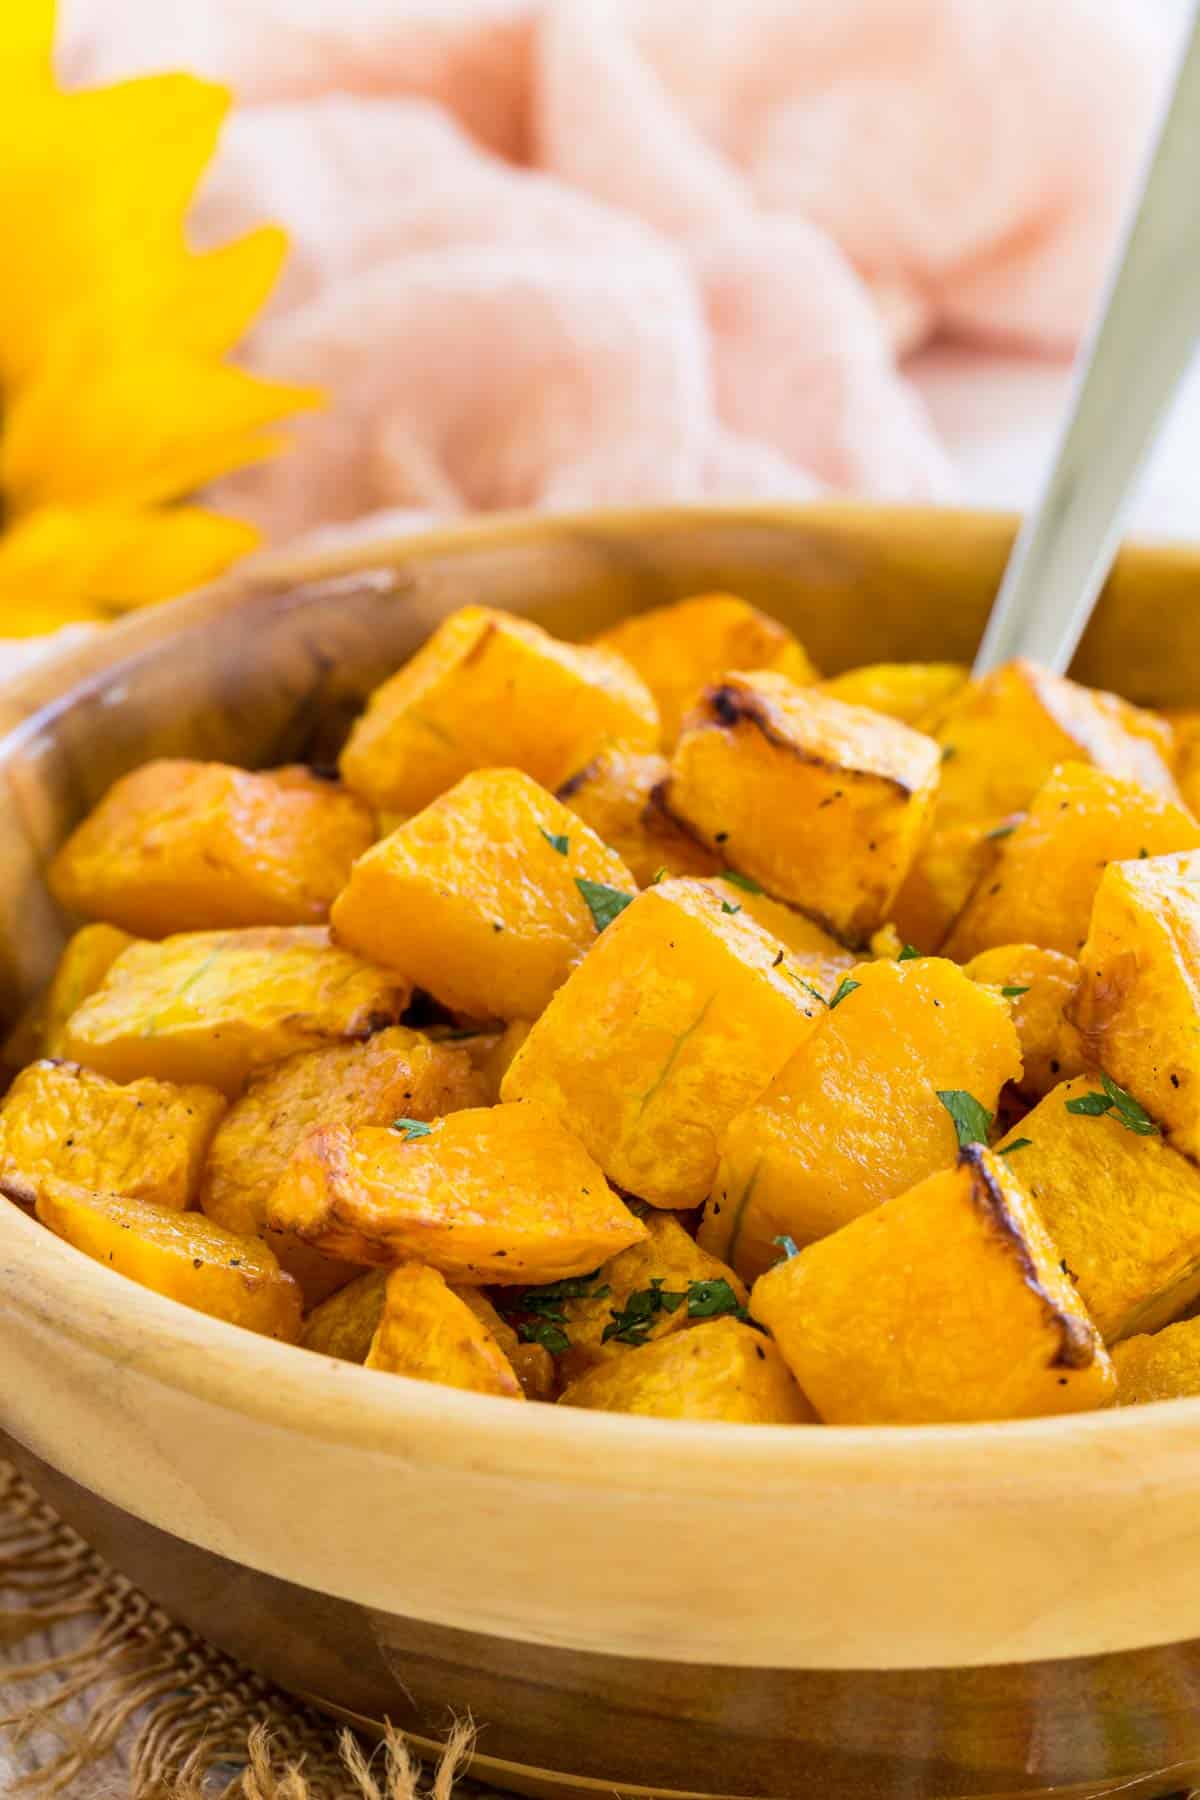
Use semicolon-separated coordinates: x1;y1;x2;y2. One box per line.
973;2;1200;677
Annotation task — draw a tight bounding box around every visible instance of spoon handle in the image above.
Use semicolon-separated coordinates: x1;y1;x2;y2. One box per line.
973;4;1200;677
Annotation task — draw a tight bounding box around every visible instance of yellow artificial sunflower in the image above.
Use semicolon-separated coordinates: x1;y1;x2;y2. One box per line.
0;0;318;633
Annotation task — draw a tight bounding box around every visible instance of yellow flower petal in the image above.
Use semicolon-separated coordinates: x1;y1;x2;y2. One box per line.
91;507;261;610
4;0;54;80
165;227;290;357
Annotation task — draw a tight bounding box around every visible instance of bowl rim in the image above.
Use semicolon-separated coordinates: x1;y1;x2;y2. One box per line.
6;498;1200;1499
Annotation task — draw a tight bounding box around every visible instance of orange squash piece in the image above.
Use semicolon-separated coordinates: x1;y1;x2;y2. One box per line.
700;877;855;980
340;605;658;814
331;769;636;1020
557;745;720;886
1072;853;1200;1160
36;1180;302;1341
267;1102;646;1283
365;1263;524;1399
49;760;375;936
302;1268;389;1362
501;877;831;1209
963;945;1087;1097
559;1316;813;1423
819;662;967;728
200;1025;483;1305
996;1077;1200;1342
59;926;408;1097
42;925;139;1057
1113;1317;1200;1405
660;673;940;941
890;820;1003;953
593;593;817;747
0;1059;226;1214
931;659;1178;831
751;1147;1115;1423
944;763;1200;960
701;955;1022;1280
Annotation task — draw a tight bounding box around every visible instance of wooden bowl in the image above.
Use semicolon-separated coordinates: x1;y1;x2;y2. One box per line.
5;504;1200;1800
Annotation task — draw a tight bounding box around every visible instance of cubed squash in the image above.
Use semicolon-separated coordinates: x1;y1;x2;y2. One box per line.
819;662;967;728
557;746;720;886
963;945;1088;1097
48;760;375;936
1072;853;1200;1159
200;1025;483;1305
537;1210;749;1385
700;877;855;980
0;1060;226;1213
302;1268;389;1362
996;1077;1200;1342
365;1263;524;1399
42;925;138;1057
331;769;637;1020
59;927;408;1097
751;1146;1115;1423
340;605;658;814
593;593;817;746
944;763;1200;960
891;820;1002;953
931;659;1178;831
1113;1318;1200;1405
558;1316;814;1423
701;956;1022;1280
35;1181;302;1341
660;673;940;941
267;1102;646;1283
500;877;831;1209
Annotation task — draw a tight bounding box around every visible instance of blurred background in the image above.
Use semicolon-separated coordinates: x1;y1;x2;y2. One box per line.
47;0;1200;567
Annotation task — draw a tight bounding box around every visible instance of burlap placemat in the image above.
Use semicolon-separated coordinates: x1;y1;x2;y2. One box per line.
0;1459;493;1800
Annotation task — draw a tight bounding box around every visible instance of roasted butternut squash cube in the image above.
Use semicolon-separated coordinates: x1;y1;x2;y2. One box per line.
545;1210;748;1385
42;925;138;1057
661;673;940;941
59;927;407;1097
1072;854;1200;1159
340;605;657;814
0;1060;225;1213
49;760;375;936
559;1316;813;1423
365;1263;524;1399
996;1077;1200;1342
593;593;817;747
963;945;1087;1097
1113;1318;1200;1405
302;1268;389;1362
701;956;1021;1280
200;1025;483;1305
945;764;1200;961
819;662;967;728
35;1181;302;1341
557;746;720;886
932;659;1178;831
331;769;637;1020
891;820;1002;953
501;877;830;1209
751;1146;1115;1423
701;878;855;981
268;1102;646;1283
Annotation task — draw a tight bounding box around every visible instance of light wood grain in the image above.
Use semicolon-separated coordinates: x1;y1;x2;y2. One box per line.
4;504;1200;1796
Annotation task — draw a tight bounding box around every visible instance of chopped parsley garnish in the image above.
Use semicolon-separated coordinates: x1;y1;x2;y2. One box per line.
720;899;742;915
941;744;957;762
986;822;1017;840
828;976;860;1009
539;827;569;855
576;878;633;932
1065;1074;1159;1136
650;866;667;884
1001;985;1030;999
392;1117;432;1140
720;869;764;895
685;1277;747;1321
999;1137;1033;1156
897;944;922;962
515;1272;611;1354
774;1234;800;1260
936;1088;993;1149
601;1276;748;1345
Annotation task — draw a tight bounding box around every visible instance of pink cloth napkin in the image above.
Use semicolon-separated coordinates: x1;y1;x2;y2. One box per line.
58;0;1172;550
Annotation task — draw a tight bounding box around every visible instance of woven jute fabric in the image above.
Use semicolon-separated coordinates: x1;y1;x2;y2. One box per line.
0;1459;496;1800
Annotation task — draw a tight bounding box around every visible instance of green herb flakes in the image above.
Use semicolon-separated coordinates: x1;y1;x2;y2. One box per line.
720;900;742;915
936;1088;994;1149
897;944;922;962
539;828;569;855
1001;985;1030;999
1065;1074;1160;1137
720;869;764;895
576;878;633;932
392;1117;432;1140
828;976;861;1009
774;1234;800;1260
999;1138;1033;1156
